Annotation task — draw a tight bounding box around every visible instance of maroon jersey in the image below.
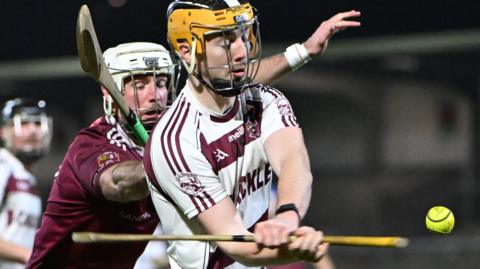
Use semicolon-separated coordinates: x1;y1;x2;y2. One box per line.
27;116;158;269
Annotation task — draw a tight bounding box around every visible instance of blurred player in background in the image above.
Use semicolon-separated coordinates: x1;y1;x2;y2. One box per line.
0;98;52;268
144;0;360;268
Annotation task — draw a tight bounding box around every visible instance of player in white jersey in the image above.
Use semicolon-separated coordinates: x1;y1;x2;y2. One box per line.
144;1;360;268
0;98;52;268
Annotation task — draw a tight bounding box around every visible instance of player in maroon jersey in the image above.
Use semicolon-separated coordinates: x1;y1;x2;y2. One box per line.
26;42;171;269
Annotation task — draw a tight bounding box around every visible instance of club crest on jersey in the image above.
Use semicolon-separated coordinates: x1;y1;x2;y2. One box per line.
276;97;293;116
97;151;120;169
176;172;205;196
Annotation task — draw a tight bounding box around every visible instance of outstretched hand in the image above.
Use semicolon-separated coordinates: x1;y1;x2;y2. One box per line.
304;10;361;56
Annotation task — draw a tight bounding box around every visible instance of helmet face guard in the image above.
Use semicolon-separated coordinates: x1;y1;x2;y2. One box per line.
196;17;261;96
103;42;178;131
167;1;262;96
1;99;52;164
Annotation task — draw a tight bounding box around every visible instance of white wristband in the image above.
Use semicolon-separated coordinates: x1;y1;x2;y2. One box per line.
284;43;311;71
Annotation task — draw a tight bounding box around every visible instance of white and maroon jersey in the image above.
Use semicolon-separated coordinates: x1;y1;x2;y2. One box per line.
27;116;159;269
144;83;299;269
0;148;41;269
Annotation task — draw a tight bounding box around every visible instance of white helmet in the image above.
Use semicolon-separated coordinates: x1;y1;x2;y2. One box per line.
102;42;177;130
103;42;175;94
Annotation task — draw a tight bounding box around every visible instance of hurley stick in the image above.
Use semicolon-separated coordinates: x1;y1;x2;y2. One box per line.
72;232;409;248
76;5;149;144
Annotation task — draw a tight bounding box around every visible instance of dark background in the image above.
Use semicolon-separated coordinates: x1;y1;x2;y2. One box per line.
2;0;480;59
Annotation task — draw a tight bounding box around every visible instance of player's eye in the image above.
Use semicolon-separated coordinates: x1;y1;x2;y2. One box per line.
156;79;167;88
134;81;146;89
20;120;41;126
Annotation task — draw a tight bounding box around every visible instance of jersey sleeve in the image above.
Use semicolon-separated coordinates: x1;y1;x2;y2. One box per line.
260;86;300;144
0;162;10;204
70;133;135;198
147;133;227;219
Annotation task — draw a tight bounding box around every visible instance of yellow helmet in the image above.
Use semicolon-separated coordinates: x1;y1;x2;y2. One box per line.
166;0;262;96
167;0;255;55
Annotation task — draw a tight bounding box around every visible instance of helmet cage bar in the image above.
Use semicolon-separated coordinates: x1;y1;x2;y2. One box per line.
124;69;169;129
7;113;52;155
108;63;177;107
172;62;182;104
107;64;177;94
193;17;262;95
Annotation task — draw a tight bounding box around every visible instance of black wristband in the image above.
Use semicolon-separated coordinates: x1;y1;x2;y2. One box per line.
275;203;301;225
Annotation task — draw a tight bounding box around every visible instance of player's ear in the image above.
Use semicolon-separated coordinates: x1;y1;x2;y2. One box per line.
101;87;109;97
0;127;5;141
177;39;192;64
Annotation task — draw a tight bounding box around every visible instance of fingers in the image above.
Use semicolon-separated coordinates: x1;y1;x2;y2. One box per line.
304;9;362;56
329;20;362;33
254;221;291;247
254;224;329;263
326;10;362;35
331;10;362;21
288;227;328;263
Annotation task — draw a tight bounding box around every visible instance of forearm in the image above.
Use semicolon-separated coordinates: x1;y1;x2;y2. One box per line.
253;53;290;85
0;239;30;264
219;227;323;266
313;253;336;269
275;149;313;218
100;160;149;202
198;193;323;266
199;199;302;266
224;241;299;266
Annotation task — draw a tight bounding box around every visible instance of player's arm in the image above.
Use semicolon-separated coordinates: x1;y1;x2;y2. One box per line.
0;238;31;264
197;198;327;266
253;10;361;85
259;127;312;234
99;160;149;202
313;253;336;269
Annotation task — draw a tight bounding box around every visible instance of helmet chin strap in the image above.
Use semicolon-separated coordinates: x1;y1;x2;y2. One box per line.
191;71;249;97
210;77;252;97
182;37;257;97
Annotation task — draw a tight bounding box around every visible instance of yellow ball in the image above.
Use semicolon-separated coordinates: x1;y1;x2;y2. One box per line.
425;206;455;234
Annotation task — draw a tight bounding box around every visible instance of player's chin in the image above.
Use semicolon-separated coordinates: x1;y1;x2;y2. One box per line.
141;115;162;130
